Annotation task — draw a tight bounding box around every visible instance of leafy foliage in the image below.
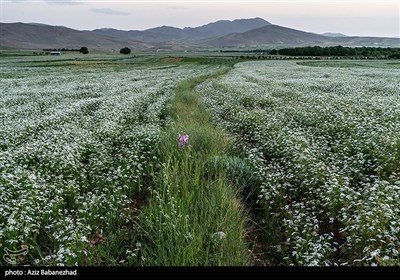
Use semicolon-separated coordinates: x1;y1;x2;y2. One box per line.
277;46;400;57
120;47;131;55
79;47;89;54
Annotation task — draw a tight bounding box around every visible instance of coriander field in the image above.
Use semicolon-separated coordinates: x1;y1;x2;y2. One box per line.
197;60;400;266
0;55;221;265
1;55;399;266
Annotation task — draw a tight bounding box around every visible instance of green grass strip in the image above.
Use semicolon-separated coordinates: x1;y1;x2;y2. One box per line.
137;68;250;266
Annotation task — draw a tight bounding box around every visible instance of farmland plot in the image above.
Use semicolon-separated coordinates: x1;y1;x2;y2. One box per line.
0;56;218;265
197;60;400;265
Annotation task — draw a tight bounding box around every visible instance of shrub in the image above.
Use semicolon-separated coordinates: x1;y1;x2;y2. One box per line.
120;47;131;55
79;47;89;54
205;155;260;198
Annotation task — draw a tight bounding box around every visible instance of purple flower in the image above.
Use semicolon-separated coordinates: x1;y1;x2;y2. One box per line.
178;133;190;148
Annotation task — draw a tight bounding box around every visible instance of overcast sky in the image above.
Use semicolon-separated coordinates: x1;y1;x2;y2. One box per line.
1;0;399;37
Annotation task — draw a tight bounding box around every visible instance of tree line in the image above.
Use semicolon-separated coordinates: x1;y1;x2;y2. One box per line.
42;47;89;54
40;47;133;55
221;46;400;58
272;46;400;58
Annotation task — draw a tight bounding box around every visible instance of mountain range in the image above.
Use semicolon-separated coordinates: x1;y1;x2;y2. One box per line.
1;18;399;51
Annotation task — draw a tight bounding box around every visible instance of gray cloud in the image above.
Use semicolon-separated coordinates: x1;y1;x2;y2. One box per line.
10;0;32;3
44;0;83;5
90;8;130;16
9;0;82;4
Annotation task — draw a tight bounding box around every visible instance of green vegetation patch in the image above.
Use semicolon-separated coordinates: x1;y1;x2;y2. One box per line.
136;69;250;265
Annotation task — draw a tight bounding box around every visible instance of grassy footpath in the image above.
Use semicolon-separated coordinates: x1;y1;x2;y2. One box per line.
136;68;252;265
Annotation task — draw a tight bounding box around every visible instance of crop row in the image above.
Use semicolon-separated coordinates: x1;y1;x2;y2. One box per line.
197;60;400;265
0;60;217;265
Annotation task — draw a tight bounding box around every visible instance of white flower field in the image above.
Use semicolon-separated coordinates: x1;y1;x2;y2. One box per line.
1;55;399;266
0;56;218;265
197;60;400;265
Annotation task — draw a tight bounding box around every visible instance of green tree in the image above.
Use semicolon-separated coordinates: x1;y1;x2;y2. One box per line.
79;47;89;54
388;52;400;59
270;49;278;55
120;47;131;55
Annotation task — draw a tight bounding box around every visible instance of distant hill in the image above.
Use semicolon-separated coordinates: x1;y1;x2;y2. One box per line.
1;19;399;50
203;25;399;48
92;28;174;43
182;17;270;38
27;22;55;27
331;36;400;47
0;22;151;50
322;32;348;37
143;18;270;40
204;24;328;47
144;26;188;39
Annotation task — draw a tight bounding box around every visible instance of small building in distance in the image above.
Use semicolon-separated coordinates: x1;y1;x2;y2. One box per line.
50;51;61;56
